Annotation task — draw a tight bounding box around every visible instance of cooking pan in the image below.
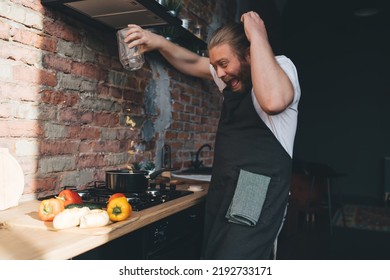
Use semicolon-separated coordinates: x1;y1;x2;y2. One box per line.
105;168;175;193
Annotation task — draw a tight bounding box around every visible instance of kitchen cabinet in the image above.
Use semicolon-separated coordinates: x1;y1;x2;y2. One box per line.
74;202;205;259
42;0;207;51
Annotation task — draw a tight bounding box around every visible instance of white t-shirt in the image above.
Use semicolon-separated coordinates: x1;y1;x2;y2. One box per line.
209;55;301;158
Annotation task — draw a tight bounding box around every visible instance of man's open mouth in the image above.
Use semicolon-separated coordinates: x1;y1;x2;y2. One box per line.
230;78;240;89
224;77;240;90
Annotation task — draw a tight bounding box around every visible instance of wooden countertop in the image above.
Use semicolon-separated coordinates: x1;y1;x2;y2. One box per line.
0;183;208;260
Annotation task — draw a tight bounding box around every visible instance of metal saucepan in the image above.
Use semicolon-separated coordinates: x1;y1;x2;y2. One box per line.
105;168;175;193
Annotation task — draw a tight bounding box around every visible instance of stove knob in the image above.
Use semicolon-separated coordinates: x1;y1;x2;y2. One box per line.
150;182;156;189
159;183;166;190
169;184;176;191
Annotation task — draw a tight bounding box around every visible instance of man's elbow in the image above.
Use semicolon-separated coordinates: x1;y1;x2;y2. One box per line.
261;105;284;115
260;98;292;115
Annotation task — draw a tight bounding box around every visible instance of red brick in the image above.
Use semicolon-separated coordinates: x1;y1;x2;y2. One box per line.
180;93;191;103
190;114;201;123
191;96;201;106
0;82;39;102
123;90;144;104
29;176;59;192
13;28;57;52
109;87;123;99
40;89;79;106
58;108;79;123
71;61;103;80
178;112;190;122
171;87;180;100
0;120;43;137
170;122;184;131
17;0;45;12
117;128;135;141
0;43;41;65
79;141;93;153
184;104;195;114
79;111;93;124
126;76;139;90
78;154;105;168
110;59;123;70
43;54;72;73
0;103;14;118
13;64;57;87
170;141;184;150
195;107;204;116
79;126;100;140
91;140;121;153
178;131;191;140
139;77;149;90
39;69;57;87
0;20;10;40
96;54;111;68
184;123;196;131
93;112;119;127
165;131;178;139
67;125;80;139
97;84;110;97
40;140;79;155
172;102;184;112
67;125;100;140
43;18;81;43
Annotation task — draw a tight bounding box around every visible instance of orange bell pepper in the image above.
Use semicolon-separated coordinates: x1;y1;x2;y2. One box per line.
38;198;65;221
107;192;125;203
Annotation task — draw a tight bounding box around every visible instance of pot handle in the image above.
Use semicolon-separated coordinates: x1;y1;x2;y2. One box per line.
149;168;177;179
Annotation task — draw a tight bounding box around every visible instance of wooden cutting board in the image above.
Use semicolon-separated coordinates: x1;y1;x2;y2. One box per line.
5;209;141;236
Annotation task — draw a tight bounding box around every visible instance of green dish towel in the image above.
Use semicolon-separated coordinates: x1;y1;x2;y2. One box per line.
226;169;271;227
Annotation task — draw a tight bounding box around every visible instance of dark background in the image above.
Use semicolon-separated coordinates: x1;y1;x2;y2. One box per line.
238;0;390;203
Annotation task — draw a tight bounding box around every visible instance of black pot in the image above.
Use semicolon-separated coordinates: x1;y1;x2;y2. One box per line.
105;168;175;193
106;170;149;193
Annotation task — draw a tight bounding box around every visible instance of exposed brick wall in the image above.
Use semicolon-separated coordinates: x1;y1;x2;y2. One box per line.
0;0;232;197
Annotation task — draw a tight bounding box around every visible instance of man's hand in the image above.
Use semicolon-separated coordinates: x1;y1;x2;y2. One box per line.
241;11;294;115
124;24;164;53
122;24;211;79
240;11;269;44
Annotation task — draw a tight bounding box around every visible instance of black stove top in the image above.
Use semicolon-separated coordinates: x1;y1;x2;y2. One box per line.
38;182;193;212
78;187;193;211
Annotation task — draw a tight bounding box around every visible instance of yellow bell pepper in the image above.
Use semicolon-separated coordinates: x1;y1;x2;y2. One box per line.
106;196;132;222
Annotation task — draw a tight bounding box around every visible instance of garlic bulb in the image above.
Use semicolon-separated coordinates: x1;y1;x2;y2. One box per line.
53;207;90;230
79;209;110;228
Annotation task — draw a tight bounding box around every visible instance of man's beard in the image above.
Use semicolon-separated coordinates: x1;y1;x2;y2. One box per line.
225;63;252;94
238;63;252;93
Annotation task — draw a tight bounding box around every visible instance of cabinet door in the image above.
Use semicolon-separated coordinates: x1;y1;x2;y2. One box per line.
145;203;205;259
74;203;205;260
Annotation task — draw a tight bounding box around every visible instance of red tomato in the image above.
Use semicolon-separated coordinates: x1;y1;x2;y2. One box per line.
108;193;125;203
38;198;65;221
57;189;83;206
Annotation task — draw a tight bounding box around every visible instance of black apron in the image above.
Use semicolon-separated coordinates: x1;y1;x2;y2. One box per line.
201;88;292;259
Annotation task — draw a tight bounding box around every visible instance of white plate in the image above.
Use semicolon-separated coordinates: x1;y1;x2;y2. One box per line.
0;148;24;211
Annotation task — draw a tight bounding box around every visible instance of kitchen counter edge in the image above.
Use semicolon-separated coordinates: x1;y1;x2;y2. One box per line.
0;183;208;260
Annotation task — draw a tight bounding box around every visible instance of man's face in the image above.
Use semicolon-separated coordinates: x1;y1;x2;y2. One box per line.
209;43;251;93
